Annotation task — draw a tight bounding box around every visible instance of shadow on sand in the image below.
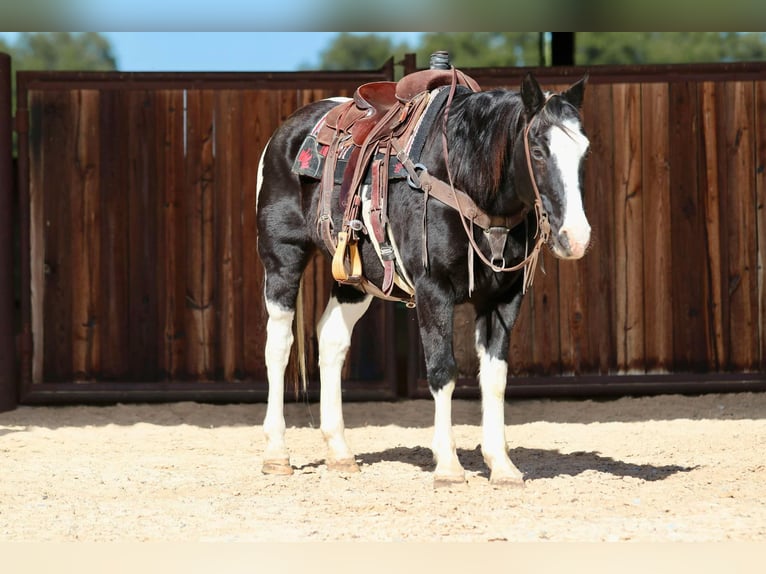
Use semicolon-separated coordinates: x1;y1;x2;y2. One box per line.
354;445;697;482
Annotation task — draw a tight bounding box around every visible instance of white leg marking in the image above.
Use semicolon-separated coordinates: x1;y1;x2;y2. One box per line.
550;119;591;258
317;295;372;470
431;381;466;485
262;298;294;473
477;345;523;485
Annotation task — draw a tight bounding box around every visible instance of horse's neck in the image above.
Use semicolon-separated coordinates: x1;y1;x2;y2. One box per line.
432;93;526;217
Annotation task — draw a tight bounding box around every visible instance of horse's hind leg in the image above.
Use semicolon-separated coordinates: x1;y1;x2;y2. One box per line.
317;285;372;472
259;234;312;475
261;295;297;475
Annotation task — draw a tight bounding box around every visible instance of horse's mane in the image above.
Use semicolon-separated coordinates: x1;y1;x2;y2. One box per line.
441;89;582;205
442;89;525;202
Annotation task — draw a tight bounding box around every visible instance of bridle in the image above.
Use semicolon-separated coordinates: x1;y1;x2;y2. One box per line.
404;71;555;294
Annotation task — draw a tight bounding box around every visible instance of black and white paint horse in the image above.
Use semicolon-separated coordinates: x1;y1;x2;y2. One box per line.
256;72;590;487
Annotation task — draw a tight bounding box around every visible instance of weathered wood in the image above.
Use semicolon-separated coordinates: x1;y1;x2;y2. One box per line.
586;83;617;375
28;90;46;384
155;89;187;379
184;89;216;379
641;82;673;372
756;81;766;370
721;81;758;371
40;90;75;381
98;89;130;379
70;90;101;381
669;81;710;371
612;83;645;373
700;81;724;370
214;90;241;381
528;251;562;376
127;90;160;381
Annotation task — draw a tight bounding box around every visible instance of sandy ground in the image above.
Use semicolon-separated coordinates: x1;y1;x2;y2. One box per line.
1;392;765;542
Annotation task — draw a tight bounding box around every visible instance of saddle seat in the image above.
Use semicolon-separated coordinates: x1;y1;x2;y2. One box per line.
320;67;480;148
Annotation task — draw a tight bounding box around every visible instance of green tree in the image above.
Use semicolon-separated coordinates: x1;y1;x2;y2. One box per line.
312;31;766;72
10;32;117;71
312;32;542;72
415;33;542;68
576;32;766;65
312;32;412;71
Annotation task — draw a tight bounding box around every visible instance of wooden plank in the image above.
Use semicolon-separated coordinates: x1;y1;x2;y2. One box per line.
641;82;673;372
556;258;587;375
529;250;561;376
97;90;131;379
40;90;75;382
155;89;187;379
126;90;160;381
213;89;242;381
70;90;101;381
756;81;766;370
699;81;724;370
184;89;216;379
28;90;46;385
720;81;758;371
612;83;645;373
587;83;617;374
669;81;710;371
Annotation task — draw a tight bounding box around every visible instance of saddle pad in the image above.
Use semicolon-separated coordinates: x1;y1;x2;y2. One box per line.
292;133;407;184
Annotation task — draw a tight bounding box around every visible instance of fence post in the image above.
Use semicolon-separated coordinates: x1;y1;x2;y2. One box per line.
0;52;17;412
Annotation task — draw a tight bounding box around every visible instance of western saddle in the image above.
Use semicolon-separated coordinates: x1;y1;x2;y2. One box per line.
292;64;481;305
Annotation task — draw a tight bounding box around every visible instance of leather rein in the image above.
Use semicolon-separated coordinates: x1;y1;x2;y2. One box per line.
402;69;552;294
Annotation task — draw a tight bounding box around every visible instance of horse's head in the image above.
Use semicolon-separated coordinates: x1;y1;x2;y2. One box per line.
516;73;591;260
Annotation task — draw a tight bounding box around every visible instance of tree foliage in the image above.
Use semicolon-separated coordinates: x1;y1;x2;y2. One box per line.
415;33;542;68
577;32;766;65
313;32;766;71
313;32;411;71
2;32;117;72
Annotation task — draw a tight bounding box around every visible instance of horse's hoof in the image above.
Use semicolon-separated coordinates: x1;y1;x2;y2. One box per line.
433;474;467;489
326;458;360;473
262;460;294;476
490;475;525;488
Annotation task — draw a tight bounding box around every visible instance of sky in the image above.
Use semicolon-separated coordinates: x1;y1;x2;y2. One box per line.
0;32;424;72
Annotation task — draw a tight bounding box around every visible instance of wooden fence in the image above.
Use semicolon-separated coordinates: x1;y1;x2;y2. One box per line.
3;56;765;407
14;63;403;404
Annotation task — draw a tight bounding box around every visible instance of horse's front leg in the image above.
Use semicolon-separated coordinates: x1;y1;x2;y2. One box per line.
417;287;465;487
317;288;373;472
475;293;525;487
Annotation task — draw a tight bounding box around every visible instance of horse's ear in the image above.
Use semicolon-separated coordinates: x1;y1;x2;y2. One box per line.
562;74;588;109
521;73;545;116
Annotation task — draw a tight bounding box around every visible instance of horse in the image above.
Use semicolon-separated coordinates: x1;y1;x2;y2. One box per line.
255;67;590;488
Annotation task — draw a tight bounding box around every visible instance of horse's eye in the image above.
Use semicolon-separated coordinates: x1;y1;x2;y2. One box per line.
531;147;545;161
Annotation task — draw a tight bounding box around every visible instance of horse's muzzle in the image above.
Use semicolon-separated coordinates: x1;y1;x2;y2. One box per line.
552;224;591;259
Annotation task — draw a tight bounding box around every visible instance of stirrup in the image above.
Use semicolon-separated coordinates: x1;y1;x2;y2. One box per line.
331;231;363;285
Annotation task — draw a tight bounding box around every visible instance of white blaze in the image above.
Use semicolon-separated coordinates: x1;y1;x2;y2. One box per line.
549;118;591;258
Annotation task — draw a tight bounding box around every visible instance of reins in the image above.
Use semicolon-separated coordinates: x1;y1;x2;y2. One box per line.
405;72;553;294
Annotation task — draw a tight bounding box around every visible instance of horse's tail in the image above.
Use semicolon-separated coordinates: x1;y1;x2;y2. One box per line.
290;276;308;400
